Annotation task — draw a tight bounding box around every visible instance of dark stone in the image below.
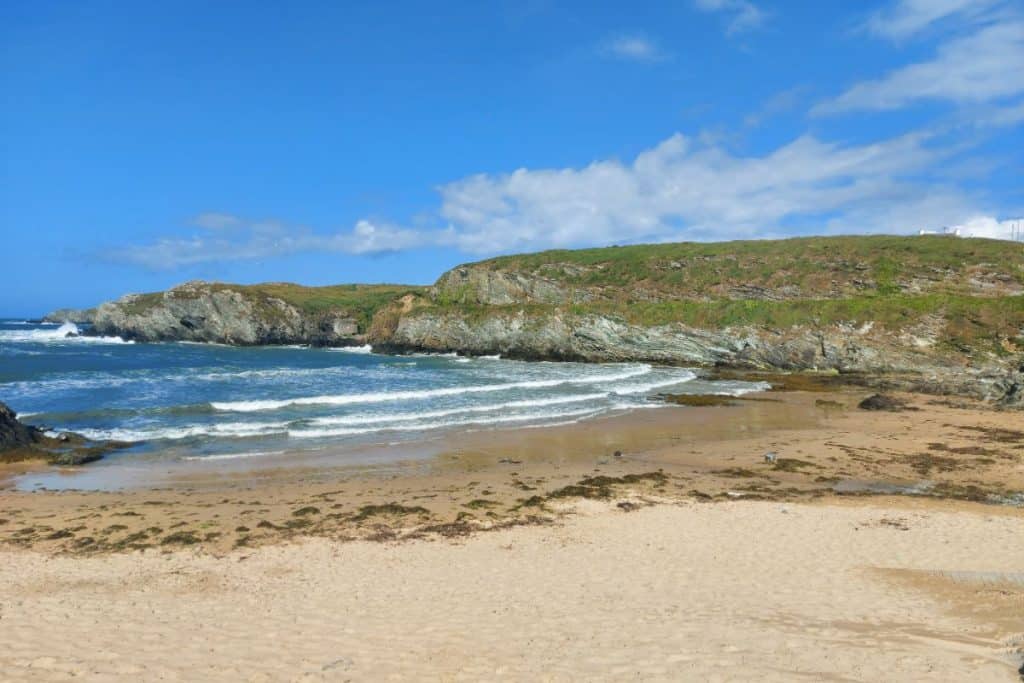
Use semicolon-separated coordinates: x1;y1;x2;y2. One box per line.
0;401;41;450
1;401;130;466
858;394;908;411
47;449;106;466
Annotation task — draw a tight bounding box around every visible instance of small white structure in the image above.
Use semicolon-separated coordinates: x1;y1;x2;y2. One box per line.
917;226;962;237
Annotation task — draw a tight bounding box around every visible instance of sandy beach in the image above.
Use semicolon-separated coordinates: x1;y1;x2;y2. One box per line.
2;388;1023;681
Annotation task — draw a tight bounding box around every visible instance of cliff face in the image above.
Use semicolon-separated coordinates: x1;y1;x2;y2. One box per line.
91;281;366;346
382;236;1024;404
434;267;589;305
41;308;97;324
78;236;1024;404
385;309;1023;404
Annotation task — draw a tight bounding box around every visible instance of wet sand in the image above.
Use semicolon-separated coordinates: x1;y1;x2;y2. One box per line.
1;387;1023;680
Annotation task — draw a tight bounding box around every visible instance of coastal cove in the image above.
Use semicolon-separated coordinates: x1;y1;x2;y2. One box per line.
3;236;1023;681
0;319;769;485
7;4;1024;678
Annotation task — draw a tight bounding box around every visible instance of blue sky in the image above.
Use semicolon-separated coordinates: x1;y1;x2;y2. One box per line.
2;0;1023;316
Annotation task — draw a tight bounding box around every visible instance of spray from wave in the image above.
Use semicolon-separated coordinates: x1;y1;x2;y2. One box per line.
0;321;131;345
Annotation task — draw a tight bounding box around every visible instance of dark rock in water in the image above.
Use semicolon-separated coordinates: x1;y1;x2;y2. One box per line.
0;401;129;466
0;402;42;450
858;394;908;411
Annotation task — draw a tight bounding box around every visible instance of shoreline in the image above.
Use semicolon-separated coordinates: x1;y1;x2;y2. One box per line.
2;385;1024;680
2;387;1022;556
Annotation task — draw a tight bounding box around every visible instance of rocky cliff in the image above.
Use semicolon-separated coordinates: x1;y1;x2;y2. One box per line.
381;308;1023;405
78;236;1024;405
377;236;1024;405
90;281;420;346
41;307;97;324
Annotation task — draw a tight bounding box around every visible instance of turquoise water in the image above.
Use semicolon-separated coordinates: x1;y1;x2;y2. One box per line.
0;319;766;465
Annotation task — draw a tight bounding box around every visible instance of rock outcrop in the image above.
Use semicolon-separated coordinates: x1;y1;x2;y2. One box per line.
0;402;42;451
40;307;97;324
0;402;127;465
90;281;365;346
382;308;1023;404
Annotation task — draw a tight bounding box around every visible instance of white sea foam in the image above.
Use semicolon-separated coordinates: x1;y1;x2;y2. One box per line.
326;344;374;354
75;421;289;442
193;365;357;382
0;322;132;345
605;372;697;395
211;365;654;412
181;450;288;462
308;393;608;427
288;406;604;439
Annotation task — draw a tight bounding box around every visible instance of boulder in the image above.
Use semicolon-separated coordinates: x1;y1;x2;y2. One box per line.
0;402;128;465
0;401;41;450
858;394;908;411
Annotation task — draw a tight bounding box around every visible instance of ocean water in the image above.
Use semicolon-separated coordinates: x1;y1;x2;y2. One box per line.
0;319;768;464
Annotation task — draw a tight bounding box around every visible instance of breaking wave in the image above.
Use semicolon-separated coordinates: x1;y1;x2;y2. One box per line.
211;365;655;412
0;321;131;345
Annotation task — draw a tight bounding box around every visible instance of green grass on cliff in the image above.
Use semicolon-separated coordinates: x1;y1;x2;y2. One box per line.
470;235;1024;297
429;235;1024;353
226;283;423;329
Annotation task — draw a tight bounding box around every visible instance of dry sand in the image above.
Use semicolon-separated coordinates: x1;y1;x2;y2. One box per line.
1;388;1023;680
1;499;1022;681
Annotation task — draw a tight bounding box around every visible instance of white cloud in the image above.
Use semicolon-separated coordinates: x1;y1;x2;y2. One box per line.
948;215;1022;240
602;35;667;62
743;86;807;128
814;20;1024;114
692;0;766;35
866;0;1003;40
191;212;242;230
114;130;1004;269
433;130;977;253
110;219;439;270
